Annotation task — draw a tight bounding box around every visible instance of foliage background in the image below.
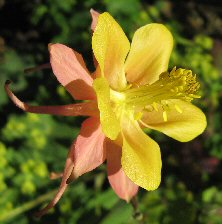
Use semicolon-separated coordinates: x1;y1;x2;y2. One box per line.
1;0;222;223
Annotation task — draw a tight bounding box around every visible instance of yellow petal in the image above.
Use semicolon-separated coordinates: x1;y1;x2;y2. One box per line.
92;12;130;90
121;115;162;191
93;77;120;140
141;100;207;142
125;23;173;85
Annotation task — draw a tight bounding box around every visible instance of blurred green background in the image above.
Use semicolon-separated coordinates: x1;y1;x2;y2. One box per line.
1;0;222;223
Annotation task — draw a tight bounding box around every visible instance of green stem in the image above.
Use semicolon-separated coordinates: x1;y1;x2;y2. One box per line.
0;189;58;222
131;196;146;224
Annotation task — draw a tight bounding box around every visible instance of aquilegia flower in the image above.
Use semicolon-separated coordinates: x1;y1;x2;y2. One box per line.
5;10;206;216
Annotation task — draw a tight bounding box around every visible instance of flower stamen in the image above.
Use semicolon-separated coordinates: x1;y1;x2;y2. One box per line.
152;102;158;111
124;67;201;108
174;104;183;113
134;111;143;121
163;111;168;122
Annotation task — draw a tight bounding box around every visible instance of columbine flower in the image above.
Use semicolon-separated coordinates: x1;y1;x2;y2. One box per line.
5;10;206;216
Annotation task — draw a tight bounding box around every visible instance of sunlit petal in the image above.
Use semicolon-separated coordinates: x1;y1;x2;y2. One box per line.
125;23;173;85
92;12;130;90
141;100;207;142
93;77;120;140
121;115;162;191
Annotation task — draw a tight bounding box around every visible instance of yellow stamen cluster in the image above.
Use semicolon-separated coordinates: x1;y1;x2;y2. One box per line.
124;67;200;108
123;67;201;122
159;67;200;102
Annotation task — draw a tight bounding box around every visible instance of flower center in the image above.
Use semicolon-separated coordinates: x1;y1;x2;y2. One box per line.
93;68;201;139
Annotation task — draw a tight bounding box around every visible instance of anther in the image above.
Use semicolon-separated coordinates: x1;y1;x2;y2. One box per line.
134;111;143;120
152;102;158;111
163;111;168;122
175;104;183;113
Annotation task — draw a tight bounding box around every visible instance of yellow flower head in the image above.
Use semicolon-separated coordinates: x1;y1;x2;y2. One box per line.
92;12;207;190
